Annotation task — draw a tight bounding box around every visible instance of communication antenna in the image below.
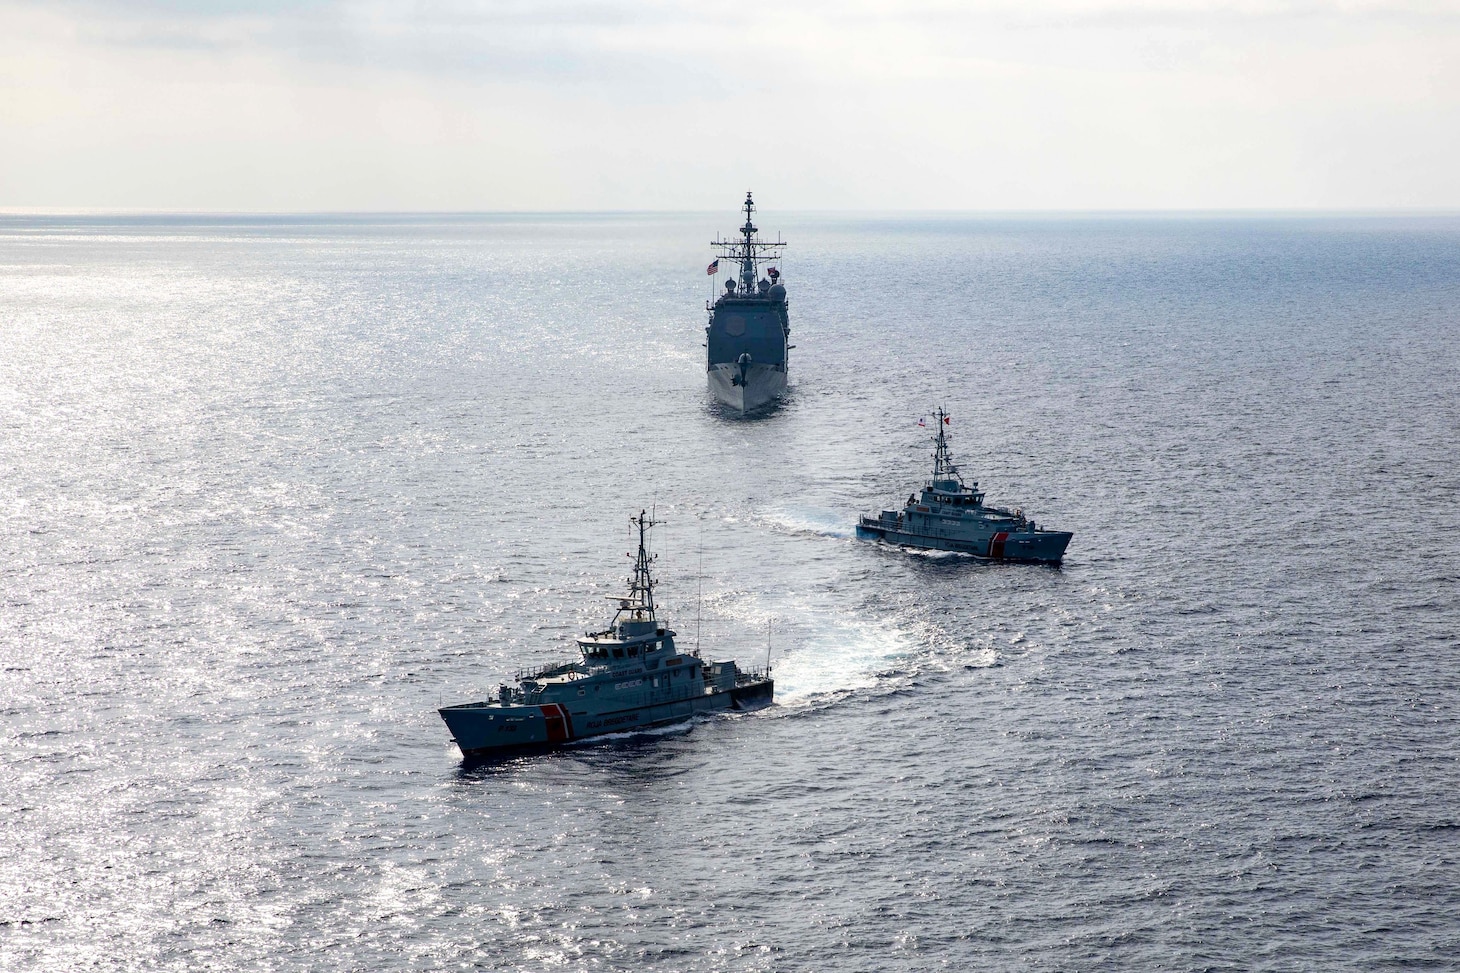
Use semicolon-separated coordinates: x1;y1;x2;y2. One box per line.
695;519;704;657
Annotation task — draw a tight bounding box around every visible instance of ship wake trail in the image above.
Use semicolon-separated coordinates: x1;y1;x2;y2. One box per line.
726;593;918;706
759;506;857;540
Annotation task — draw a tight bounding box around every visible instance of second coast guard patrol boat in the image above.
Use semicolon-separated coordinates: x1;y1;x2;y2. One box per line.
439;512;774;759
857;409;1073;564
705;192;790;412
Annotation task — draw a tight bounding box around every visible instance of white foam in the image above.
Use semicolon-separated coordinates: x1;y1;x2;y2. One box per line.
772;617;910;702
711;593;917;705
757;505;856;540
564;720;695;747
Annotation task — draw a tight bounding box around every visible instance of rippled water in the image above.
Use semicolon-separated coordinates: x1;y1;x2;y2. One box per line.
3;212;1458;970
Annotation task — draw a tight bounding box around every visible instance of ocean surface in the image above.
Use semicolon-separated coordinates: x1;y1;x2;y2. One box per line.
3;210;1458;971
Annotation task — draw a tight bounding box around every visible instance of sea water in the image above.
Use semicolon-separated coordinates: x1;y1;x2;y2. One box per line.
3;211;1458;970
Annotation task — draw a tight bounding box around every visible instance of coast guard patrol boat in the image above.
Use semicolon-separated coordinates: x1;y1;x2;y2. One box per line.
705;192;790;412
439;512;774;758
857;409;1073;564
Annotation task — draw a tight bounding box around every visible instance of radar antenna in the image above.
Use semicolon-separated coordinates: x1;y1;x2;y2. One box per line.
711;191;787;295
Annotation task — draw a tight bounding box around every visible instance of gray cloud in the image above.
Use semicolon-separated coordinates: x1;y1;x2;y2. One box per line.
28;0;1460;86
6;0;1456;210
39;0;745;94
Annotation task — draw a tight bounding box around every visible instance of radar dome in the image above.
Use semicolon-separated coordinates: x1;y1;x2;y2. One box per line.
768;283;786;302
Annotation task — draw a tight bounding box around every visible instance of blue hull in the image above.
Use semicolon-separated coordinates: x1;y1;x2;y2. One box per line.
440;679;774;758
856;521;1071;564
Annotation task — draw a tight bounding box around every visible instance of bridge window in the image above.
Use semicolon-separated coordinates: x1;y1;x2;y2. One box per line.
612;648;624;659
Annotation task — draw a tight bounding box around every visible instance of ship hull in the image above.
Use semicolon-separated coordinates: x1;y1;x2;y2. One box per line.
440;678;774;758
856;519;1071;564
708;362;786;413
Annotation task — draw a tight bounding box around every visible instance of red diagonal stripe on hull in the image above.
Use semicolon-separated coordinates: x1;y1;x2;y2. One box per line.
540;703;571;742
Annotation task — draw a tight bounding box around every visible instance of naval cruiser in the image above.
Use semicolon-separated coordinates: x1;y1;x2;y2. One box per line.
857;409;1073;563
705;192;790;412
439;512;774;758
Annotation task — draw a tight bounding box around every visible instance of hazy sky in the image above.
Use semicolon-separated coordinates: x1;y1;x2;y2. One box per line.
2;0;1457;211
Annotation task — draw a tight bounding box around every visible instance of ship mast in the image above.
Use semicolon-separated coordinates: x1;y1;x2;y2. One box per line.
623;509;658;621
738;192;757;292
711;191;786;295
931;407;960;482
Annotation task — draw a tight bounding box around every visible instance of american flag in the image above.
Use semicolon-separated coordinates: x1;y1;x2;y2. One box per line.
706;259;719;276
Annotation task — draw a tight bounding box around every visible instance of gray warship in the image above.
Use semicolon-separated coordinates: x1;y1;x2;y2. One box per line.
857;409;1073;563
705;192;790;412
439;512;774;758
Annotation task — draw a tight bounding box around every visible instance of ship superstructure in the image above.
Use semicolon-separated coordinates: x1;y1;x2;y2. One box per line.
705;192;790;412
439;512;774;758
856;409;1073;563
